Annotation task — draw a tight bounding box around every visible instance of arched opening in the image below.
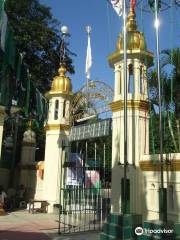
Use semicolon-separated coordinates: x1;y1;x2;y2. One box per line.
54;99;59;120
63;100;66;117
128;64;134;93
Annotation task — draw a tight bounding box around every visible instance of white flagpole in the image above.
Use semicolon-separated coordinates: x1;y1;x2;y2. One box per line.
122;0;128;214
154;0;167;222
85;26;92;114
154;0;163;186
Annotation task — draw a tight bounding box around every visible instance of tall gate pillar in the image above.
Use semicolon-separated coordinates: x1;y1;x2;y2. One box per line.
43;66;72;213
108;8;153;215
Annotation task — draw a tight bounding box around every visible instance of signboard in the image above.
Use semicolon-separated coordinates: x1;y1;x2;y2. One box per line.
65;153;83;186
69;119;111;141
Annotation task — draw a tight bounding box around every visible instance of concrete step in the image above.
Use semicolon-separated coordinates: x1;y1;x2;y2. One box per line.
100;232;120;240
102;222;137;239
108;213;142;227
103;223;122;237
100;232;133;240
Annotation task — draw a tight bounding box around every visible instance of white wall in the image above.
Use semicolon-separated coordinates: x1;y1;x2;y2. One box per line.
141;153;180;222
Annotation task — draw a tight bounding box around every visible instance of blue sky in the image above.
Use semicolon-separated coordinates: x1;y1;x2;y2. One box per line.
40;0;180;92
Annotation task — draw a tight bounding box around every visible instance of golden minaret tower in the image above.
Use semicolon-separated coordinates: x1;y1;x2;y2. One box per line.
109;6;153;215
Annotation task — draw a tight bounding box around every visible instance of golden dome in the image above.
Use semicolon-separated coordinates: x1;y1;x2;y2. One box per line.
51;66;72;94
116;9;146;51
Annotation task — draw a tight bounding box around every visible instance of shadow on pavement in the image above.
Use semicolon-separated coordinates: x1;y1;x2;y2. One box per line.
47;231;100;240
0;230;50;240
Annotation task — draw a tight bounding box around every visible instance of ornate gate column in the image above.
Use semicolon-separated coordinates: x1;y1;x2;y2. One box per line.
108;8;153;215
43;66;72;213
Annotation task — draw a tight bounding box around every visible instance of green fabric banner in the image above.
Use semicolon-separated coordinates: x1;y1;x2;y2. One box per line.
0;55;13;108
0;0;47;120
0;0;7;52
4;27;17;68
16;53;22;84
0;0;4;19
23;72;30;117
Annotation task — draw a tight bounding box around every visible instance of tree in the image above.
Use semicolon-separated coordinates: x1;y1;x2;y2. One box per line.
161;48;180;151
5;0;74;92
148;48;180;152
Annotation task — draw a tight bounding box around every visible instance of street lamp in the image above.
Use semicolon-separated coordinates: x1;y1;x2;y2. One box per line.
61;25;69;36
59;25;70;67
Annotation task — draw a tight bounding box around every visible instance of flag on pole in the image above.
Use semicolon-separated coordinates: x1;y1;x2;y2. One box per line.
109;0;123;16
16;53;26;91
24;71;31;117
16;53;23;88
85;26;92;80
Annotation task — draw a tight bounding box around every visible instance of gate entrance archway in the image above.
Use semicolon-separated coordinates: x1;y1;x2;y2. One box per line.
58;80;113;234
71;80;113;124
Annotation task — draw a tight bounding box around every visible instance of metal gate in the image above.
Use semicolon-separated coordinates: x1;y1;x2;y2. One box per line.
58;120;112;234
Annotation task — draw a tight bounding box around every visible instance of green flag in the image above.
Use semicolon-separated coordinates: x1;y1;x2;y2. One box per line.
0;0;7;52
16;53;24;86
4;27;16;68
0;0;17;68
0;56;12;108
36;88;43;118
23;70;30;117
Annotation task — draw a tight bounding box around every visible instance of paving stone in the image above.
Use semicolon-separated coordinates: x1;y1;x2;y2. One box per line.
0;210;100;240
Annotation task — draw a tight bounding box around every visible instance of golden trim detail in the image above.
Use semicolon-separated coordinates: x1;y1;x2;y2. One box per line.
109;100;149;112
139;160;180;171
108;50;153;68
46;91;73;98
45;123;70;131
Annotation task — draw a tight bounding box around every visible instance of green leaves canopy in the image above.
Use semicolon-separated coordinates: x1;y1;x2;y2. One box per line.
5;0;74;92
148;48;180;153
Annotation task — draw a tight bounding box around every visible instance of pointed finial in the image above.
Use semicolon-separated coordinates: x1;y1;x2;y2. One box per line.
58;65;67;76
126;2;137;31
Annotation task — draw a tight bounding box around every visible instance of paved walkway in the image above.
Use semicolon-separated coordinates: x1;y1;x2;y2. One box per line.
0;211;100;240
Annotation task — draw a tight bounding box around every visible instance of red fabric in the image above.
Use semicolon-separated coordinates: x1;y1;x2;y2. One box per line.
131;0;136;10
